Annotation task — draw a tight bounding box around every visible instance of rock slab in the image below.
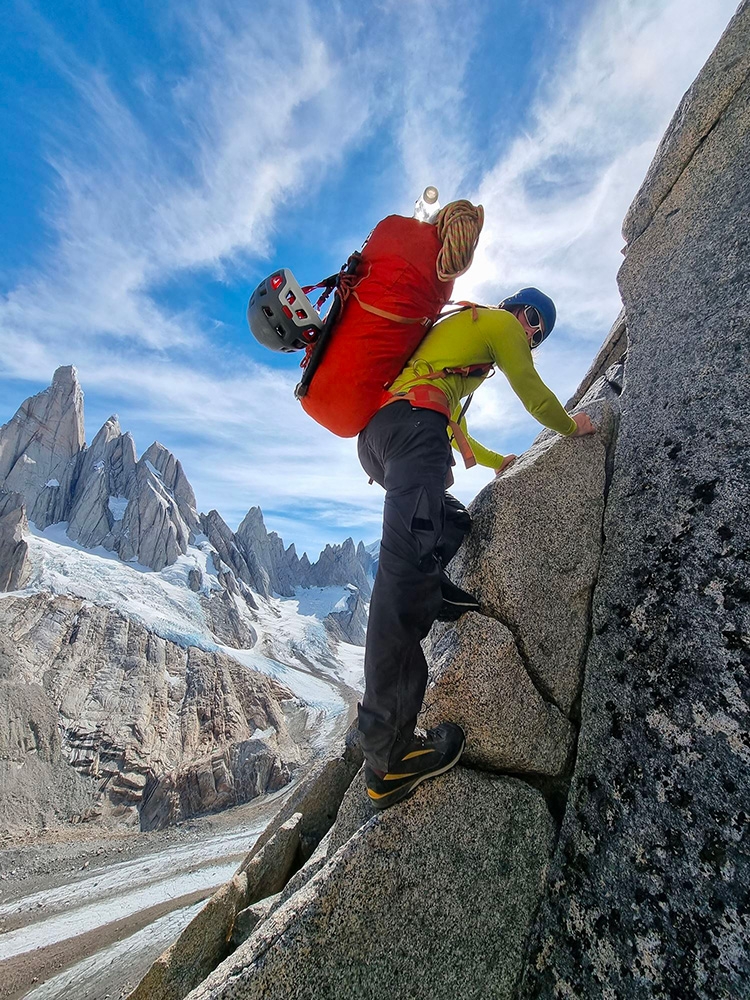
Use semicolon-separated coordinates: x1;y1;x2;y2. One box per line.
522;8;750;997
129;871;250;1000
422;614;574;777
187;768;555;1000
446;398;616;716
0;491;31;591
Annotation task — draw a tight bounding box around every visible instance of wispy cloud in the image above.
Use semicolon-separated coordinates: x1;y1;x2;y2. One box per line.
2;2;377;360
462;0;737;325
442;0;737;492
0;0;739;553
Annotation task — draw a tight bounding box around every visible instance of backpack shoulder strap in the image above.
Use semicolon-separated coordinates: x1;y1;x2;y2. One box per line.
294;252;361;400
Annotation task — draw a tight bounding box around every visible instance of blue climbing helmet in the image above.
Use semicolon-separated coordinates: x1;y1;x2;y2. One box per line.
498;287;556;347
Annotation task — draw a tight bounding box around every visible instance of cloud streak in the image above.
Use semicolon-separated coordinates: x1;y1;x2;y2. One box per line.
0;0;739;553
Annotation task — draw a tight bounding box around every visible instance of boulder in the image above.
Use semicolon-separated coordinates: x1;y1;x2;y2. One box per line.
230;894;280;949
422;614;574;777
187;769;555;1000
444;395;617;716
271;828;332;911
237;811;304;901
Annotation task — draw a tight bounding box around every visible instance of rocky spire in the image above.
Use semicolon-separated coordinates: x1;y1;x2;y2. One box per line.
202;509;270;596
235;507;304;598
305;537;371;596
141;441;201;535
0;365;85;529
0;491;31;591
115;458;192;571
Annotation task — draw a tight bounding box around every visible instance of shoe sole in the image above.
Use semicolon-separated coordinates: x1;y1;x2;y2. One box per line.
435;601;480;623
368;737;466;811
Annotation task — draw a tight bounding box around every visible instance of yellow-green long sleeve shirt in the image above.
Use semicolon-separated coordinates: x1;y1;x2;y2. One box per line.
388;306;577;469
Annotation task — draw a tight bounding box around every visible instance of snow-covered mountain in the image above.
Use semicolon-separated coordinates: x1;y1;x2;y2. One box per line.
0;368;369;840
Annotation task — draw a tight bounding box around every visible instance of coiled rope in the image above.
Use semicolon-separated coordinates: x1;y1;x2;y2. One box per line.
435;200;484;282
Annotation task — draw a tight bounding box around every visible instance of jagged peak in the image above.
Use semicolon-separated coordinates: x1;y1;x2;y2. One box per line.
203;508;230;529
237;506;266;535
142;441;168;464
51;365;80;390
90;415;123;448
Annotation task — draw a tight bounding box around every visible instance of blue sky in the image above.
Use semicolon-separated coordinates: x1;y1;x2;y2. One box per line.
0;0;738;558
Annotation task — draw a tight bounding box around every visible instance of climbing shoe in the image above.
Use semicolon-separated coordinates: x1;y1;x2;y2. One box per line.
365;723;466;810
436;576;481;622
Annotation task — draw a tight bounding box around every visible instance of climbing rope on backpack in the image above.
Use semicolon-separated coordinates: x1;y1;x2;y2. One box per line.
435;200;484;282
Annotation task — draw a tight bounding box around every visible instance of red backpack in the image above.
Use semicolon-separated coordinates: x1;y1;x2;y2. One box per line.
296;215;456;437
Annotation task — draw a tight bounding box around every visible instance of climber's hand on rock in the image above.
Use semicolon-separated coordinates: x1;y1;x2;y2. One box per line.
572;412;596;437
495;455;517;475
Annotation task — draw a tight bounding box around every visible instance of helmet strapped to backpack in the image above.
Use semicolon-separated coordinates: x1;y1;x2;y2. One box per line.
246;201;484;439
247;269;323;353
498;287;556;344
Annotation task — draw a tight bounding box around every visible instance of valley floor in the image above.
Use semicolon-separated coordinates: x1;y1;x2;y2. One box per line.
0;729;352;1000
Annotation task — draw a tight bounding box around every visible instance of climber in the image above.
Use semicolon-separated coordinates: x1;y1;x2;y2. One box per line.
359;287;596;810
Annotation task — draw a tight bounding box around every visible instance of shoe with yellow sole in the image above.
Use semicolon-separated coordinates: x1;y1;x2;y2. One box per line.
364;723;465;811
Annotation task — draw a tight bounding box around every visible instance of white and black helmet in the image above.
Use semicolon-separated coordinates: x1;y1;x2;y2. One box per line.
247;269;323;353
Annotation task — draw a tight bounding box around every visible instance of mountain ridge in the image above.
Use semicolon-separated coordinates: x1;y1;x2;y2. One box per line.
0;365;372;593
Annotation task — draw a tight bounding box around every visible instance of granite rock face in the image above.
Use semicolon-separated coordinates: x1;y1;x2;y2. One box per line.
0;491;31;591
323;584;368;645
443;396;617;717
0;365;85;530
132;13;749;998
422;615;574;777
418;387;618;780
0;594;302;836
522;6;750;996
187;769;555;1000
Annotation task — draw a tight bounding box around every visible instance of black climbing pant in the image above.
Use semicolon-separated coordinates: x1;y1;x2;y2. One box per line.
357;401;471;772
